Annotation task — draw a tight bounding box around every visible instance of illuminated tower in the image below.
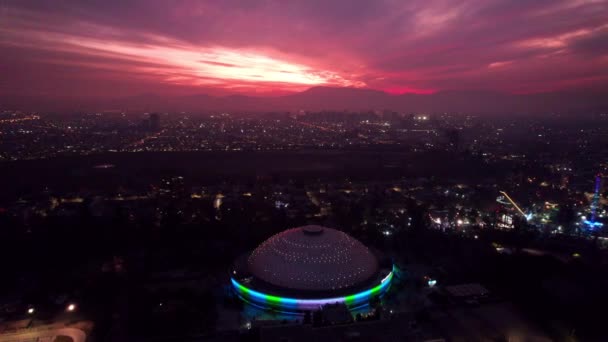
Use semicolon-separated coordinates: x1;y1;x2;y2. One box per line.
584;174;604;229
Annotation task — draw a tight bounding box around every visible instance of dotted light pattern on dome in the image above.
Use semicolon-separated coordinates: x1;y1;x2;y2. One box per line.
231;270;393;311
247;226;378;291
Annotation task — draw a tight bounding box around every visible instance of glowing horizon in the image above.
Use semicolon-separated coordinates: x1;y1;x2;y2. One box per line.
0;25;365;93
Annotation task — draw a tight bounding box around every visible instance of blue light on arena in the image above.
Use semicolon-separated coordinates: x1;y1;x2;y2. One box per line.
231;270;393;311
584;220;604;228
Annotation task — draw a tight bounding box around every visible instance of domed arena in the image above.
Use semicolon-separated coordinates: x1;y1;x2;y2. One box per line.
231;225;393;312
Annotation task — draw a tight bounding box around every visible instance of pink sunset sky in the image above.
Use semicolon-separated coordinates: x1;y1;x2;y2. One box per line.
1;0;607;98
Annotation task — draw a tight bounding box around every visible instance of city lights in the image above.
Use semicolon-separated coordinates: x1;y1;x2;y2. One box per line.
0;0;607;340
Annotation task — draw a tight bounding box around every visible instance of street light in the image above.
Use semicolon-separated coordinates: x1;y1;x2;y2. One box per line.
27;307;35;315
66;303;76;312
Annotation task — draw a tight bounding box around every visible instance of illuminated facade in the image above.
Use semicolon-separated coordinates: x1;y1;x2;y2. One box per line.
231;225;393;312
231;271;393;311
585;174;604;229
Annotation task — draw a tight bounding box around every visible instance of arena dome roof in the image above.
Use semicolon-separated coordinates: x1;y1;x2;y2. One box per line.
247;225;378;292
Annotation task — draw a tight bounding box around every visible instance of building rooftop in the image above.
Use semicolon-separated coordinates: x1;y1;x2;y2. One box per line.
247;226;378;292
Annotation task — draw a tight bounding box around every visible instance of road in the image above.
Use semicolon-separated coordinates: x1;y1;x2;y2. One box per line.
0;327;86;342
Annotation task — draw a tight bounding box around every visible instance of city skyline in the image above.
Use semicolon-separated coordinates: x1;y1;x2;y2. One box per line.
2;2;608;341
1;0;607;103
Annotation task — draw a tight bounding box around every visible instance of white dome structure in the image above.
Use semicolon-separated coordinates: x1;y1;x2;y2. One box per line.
231;225;393;311
248;226;378;291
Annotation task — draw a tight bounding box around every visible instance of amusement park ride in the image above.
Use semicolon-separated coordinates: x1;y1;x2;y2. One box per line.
498;173;604;231
498;191;533;221
584;174;604;229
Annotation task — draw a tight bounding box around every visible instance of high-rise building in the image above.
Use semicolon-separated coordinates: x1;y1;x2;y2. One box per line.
149;113;160;131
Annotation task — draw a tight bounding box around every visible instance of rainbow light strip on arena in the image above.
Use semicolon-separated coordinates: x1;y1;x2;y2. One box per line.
231;269;393;311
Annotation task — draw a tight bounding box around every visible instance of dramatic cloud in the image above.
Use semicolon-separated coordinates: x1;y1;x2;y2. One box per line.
1;0;607;97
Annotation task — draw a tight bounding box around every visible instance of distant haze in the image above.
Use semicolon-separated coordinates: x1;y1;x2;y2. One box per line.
2;87;607;114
